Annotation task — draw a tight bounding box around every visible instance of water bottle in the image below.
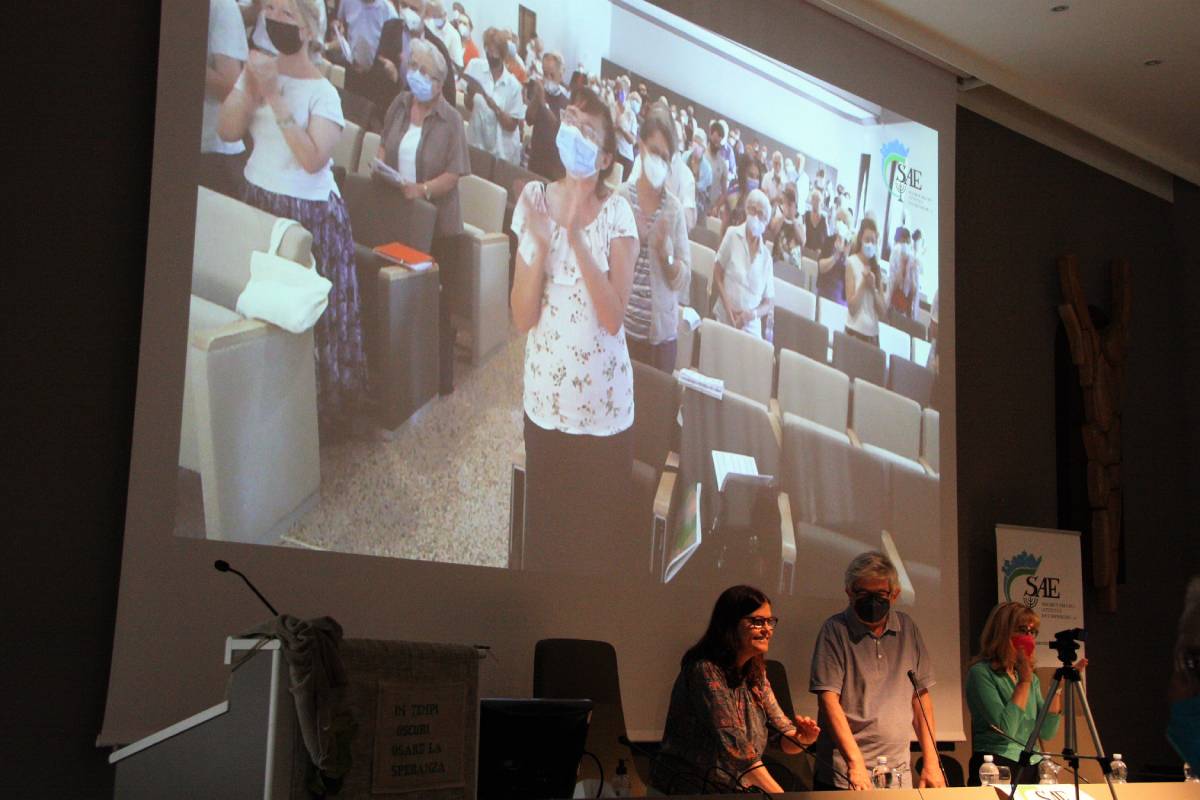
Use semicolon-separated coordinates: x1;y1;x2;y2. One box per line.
1109;753;1127;783
1038;758;1059;785
979;755;1000;786
1185;762;1199;783
612;758;630;797
872;756;895;789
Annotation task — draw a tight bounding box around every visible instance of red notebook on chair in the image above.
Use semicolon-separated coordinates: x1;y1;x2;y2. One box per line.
372;241;434;271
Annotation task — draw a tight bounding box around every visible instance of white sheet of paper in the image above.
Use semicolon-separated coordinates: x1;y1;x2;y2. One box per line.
711;450;758;492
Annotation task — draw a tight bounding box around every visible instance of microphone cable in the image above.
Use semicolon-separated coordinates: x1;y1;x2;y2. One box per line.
907;670;950;787
764;719;851;787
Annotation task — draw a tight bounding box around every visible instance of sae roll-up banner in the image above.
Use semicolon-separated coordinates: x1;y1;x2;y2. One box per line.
996;525;1086;664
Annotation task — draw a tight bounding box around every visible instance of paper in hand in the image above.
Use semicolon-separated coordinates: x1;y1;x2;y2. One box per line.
370;158;406;187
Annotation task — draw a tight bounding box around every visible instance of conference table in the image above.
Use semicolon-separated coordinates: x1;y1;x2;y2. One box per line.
657;785;1200;800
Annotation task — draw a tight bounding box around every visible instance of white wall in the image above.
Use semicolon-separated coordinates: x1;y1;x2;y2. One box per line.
458;0;612;80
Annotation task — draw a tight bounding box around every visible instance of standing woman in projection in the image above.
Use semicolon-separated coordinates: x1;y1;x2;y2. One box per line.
218;0;368;441
510;87;639;573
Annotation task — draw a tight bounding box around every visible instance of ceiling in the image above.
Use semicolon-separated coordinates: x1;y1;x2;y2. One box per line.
809;0;1200;190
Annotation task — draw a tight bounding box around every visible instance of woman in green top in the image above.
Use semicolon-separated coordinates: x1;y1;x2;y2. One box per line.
965;602;1087;785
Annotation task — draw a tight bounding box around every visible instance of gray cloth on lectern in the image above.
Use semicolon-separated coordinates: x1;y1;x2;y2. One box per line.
243;615;350;774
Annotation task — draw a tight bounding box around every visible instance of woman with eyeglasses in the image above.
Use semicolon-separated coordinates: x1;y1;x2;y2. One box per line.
509;87;638;573
965;601;1088;785
652;585;820;795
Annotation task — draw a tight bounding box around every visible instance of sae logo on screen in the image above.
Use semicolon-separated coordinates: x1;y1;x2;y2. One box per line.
1002;550;1049;608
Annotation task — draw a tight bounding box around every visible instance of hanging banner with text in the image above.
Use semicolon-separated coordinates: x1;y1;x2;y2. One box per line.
372;681;467;794
996;524;1085;664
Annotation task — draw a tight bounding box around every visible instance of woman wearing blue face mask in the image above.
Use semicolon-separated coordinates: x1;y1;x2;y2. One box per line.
617;104;691;373
844;216;887;346
376;38;469;394
219;0;368;441
713;188;775;339
509;88;641;574
719;153;762;238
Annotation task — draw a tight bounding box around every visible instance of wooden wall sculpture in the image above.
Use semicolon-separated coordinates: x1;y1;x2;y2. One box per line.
1057;255;1131;612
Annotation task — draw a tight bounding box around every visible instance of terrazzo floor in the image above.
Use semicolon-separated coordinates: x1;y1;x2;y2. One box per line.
285;333;526;565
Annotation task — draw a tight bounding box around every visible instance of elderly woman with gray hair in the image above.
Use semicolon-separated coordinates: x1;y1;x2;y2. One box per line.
375;36;470;394
218;0;367;441
713;187;775;338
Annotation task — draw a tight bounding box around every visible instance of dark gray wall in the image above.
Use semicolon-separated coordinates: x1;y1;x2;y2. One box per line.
956;107;1199;774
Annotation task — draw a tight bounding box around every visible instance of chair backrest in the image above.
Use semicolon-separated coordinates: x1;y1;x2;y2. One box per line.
832;331;886;386
922;407;940;473
631;360;681;469
192;186;313;310
851;379;922;462
339;90;376;130
773;309;828;365
356;131;381;176
680;387;782;509
887;354;935;408
341;174;437;252
689;224;720;251
773;258;804;289
774;279;816;321
697;318;774;406
800;256;819;290
690;241;716;283
688;271;711;319
458;174;507;235
492;158;540;209
817;297;847;342
780;412;887;541
764;660;796;719
777;349;849;433
912;336;932;367
468;145;495;183
878;321;912;364
331;119;364;174
704;215;722;235
888;311;928;340
327;63;346;89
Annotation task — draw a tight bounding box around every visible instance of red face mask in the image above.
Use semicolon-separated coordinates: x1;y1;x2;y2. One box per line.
1011;634;1036;659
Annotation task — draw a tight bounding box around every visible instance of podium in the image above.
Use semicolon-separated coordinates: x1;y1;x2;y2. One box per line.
110;639;294;799
111;637;480;799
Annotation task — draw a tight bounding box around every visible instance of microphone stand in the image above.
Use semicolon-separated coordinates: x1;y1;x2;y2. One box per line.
908;670;950;788
214;559;279;617
988;724;1090;784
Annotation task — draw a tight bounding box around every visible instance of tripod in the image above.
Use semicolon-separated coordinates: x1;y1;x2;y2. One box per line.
1015;630;1117;800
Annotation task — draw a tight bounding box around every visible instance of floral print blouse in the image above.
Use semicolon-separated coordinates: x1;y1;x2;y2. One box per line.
512;181;639;436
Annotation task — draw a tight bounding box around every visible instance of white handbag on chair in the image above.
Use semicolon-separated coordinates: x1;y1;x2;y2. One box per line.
236;218;332;334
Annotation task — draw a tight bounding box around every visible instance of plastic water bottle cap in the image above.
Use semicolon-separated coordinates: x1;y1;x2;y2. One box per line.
984;755;994;763
1113;754;1122;760
879;757;888;764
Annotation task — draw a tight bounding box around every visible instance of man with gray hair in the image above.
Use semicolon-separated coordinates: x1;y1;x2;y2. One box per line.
809;551;945;789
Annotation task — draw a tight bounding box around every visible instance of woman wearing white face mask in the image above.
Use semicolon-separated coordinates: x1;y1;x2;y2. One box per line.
713;188;775;338
509;88;640;574
886;226;918;321
617;104;691;373
845;216;888;345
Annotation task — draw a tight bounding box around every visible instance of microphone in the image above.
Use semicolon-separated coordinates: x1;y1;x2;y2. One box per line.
986;724;1090;784
213;559;279;617
907;670;949;787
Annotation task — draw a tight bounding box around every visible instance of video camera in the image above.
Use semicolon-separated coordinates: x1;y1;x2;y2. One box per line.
1050;627;1087;666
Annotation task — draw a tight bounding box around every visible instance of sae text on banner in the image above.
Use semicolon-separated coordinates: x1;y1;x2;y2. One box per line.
996;524;1085;664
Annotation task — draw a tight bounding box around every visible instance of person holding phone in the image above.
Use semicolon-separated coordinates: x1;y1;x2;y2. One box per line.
965;601;1087;785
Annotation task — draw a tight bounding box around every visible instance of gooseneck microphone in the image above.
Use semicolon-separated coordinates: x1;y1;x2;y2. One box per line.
765;719;850;786
214;560;279;617
987;723;1090;783
907;670;950;787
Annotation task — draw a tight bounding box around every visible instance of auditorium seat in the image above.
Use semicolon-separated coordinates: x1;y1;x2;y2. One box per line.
817;296;847;344
355;131;381;176
468;145;495;183
340;175;440;430
688;224;720;251
887;354;935;408
338;90;376;130
922;407;940;474
697;318;774;407
629;361;683;558
780;412;888;563
447;175;511;364
180;187;319;544
774;279;816;321
849;379;924;468
533;640;652;792
689;241;716;317
772;310;828;367
800;256;819;291
704;215;722;235
775;349;850;439
331;119;364;175
912;335;932;367
656;387;795;592
773;258;804;289
878;321;912;365
832;331;886;387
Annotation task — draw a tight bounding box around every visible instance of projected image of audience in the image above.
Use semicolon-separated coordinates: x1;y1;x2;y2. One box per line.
178;0;941;597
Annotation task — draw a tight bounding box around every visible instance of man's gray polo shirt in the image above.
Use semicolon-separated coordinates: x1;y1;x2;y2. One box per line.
809;608;935;787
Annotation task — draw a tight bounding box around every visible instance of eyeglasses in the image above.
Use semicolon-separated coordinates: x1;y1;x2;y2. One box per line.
744;616;779;630
561;108;603;146
1015;625;1039;636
